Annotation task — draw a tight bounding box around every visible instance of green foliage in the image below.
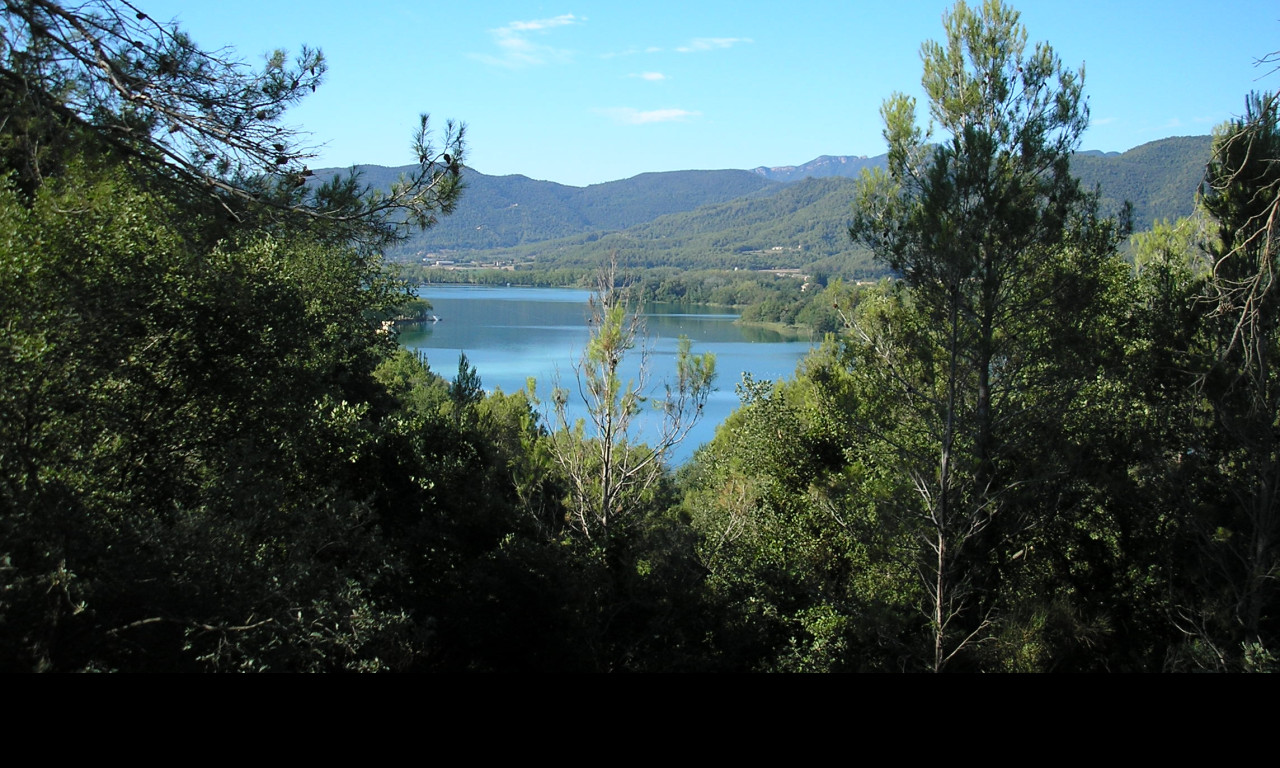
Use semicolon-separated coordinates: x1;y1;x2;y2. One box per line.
0;159;430;670
844;0;1132;670
373;348;451;416
680;357;920;671
550;263;716;550
1167;91;1280;668
448;352;484;412
0;1;485;672
1071;136;1213;232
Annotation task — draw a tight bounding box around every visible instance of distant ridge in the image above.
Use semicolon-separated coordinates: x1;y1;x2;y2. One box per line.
751;154;887;183
328;167;780;253
321;135;1214;269
747;136;1212;230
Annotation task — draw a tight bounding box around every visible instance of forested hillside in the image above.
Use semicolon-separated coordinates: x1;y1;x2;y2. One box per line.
374;135;1212;277
349;166;780;253
1070;135;1213;230
447;175;880;274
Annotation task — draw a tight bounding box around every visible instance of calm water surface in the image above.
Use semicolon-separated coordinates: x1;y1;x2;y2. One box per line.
398;285;816;464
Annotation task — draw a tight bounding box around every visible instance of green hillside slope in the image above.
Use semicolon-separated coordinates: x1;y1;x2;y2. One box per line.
334;135;1214;278
1070;135;1213;230
448;176;880;276
330;166;782;254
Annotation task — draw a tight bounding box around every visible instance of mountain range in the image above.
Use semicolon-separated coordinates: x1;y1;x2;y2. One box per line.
750;154;886;183
335;135;1214;274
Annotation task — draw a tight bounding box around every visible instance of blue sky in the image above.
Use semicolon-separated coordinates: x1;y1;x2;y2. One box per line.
139;1;1280;186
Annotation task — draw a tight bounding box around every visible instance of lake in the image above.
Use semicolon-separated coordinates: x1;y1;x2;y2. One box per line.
397;284;817;464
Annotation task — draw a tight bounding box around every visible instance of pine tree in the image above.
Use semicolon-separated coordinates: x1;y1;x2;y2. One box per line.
848;0;1128;670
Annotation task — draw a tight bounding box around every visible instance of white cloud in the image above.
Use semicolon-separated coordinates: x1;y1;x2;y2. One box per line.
597;107;700;125
508;15;579;32
473;14;583;68
630;72;667;81
676;37;753;53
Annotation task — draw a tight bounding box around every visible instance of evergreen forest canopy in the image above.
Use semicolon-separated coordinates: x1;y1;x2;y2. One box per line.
3;0;1279;672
